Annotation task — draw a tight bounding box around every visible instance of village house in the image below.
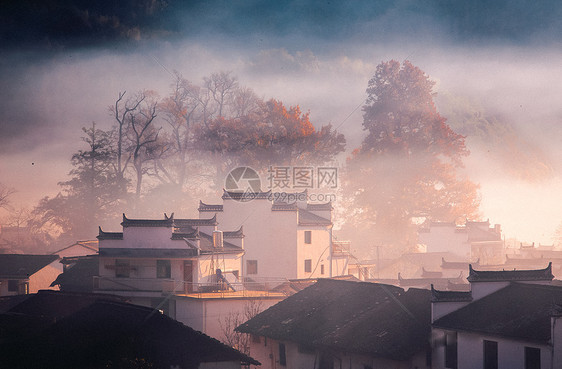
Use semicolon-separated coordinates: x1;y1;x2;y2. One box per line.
418;220;503;264
0;254;60;296
431;262;558;369
199;190;351;280
236;279;432;369
93;213;285;340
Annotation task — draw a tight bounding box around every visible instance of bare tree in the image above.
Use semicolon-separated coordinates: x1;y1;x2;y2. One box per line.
0;183;15;210
219;300;264;356
204;71;238;118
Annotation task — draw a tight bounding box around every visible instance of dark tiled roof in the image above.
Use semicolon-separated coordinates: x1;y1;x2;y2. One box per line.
99;248;198;258
222;189;272;200
467;262;553;282
50;256;99;292
237;279;431;361
121;213;174;228
223;226;244;238
433;283;562;343
198;200;224;212
0;254;59;278
171;229;200;240
7;289;125;320
2;296;259;368
297;208;332;226
174;214;218;227
431;285;473;302
198;232;244;254
97;227;123;240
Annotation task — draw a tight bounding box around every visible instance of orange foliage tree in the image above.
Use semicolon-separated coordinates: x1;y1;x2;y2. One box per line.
194;98;345;189
345;60;480;252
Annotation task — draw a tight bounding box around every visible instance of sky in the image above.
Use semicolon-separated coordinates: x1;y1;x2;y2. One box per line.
2;0;562;245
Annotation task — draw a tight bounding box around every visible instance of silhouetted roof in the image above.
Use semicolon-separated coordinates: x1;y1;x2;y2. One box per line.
198;200;224;212
50;256;99;292
97;227;123;240
198;232;244;254
222;189;272;200
433;283;562;343
174;214;218;227
1;293;259;369
467;262;553;282
431;285;473;302
297;208;332;226
223;226;244;238
0;254;59;279
6;289;125;320
237;279;431;361
171;229;199;240
121;213;174;228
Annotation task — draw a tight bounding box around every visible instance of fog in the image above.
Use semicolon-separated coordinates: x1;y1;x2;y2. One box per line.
2;1;562;246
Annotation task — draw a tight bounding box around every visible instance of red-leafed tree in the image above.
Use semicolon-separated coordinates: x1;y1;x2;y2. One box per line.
344;60;480;252
194;98;345;189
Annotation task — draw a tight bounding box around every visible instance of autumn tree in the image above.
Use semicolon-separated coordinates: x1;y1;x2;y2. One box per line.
344;60;480;252
32;123;125;243
194;98;346;190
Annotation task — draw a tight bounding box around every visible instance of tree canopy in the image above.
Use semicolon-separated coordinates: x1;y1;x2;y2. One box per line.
345;60;480;252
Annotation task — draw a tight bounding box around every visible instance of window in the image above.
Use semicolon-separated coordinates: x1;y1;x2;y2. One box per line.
304;231;312;244
115;259;130;278
279;343;286;366
8;280;18;292
445;332;457;369
321;264;325;275
483;340;498;369
157;260;171;279
525;347;540;369
247;260;258;275
305;259;312;273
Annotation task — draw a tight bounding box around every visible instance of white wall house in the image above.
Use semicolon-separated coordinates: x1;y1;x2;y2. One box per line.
0;254;60;296
94;213;285;340
431;263;557;369
199;190;350;281
419;220;502;263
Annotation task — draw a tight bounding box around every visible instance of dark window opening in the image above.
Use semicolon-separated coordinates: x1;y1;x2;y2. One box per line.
321;264;325;275
525;346;540;369
157;260;171;279
483;340;498;369
305;259;312;273
445;332;458;369
279;343;286;366
115;259;130;278
305;231;312;244
247;260;258;275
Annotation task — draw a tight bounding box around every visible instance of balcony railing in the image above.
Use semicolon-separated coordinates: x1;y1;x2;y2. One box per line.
93;276;288;297
332;240;351;255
